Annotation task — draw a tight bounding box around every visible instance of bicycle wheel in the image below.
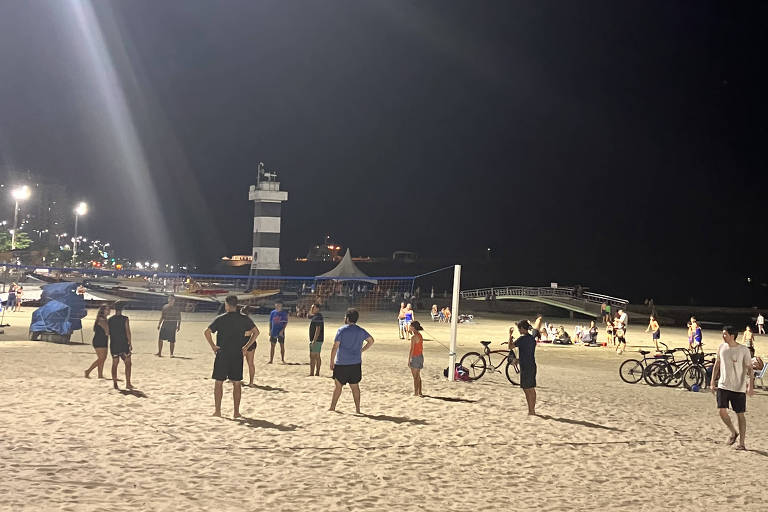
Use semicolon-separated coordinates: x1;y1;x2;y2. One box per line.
644;361;670;387
619;359;644;384
459;352;486;380
505;358;520;385
664;365;684;387
682;364;705;390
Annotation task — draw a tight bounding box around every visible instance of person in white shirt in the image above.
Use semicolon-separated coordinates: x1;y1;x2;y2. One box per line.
710;325;755;450
756;313;765;335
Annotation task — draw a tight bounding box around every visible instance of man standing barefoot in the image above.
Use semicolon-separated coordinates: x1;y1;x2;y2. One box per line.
156;295;182;357
109;302;133;390
509;320;537;415
329;308;374;413
268;302;288;364
308;303;324;376
711;325;755;450
204;295;258;418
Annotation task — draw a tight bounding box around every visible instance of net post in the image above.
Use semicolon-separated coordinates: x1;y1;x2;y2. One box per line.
448;264;461;381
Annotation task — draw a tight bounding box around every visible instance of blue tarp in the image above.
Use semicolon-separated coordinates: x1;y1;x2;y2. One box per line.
30;282;87;334
30;300;72;335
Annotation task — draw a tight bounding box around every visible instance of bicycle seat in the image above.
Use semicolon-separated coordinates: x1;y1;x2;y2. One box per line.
480;341;492;347
638;350;650;355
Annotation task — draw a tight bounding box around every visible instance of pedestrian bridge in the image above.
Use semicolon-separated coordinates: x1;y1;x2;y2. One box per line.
459;286;629;318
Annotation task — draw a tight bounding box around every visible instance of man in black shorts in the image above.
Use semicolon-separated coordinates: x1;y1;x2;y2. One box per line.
156;295;182;357
711;325;755;450
329;308;374;413
204;295;259;418
509;320;537;415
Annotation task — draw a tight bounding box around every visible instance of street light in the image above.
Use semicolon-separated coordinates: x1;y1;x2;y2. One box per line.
72;202;88;265
10;186;31;250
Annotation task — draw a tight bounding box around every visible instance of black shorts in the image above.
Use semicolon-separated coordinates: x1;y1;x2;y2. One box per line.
269;335;285;344
333;363;362;385
245;342;257;352
716;388;746;413
520;364;537;389
652;330;661;340
212;351;243;382
159;321;178;342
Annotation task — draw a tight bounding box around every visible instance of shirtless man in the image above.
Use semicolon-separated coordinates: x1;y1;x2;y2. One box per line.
156;295;182;357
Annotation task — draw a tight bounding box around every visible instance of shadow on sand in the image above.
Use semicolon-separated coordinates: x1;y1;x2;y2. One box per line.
118;388;148;398
247;384;286;393
422;394;477;404
537;414;623;432
359;413;427;426
230;416;298;432
279;362;308;366
169;356;193;360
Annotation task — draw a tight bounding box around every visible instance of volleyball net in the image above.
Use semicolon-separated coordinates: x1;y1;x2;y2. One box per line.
0;263;441;313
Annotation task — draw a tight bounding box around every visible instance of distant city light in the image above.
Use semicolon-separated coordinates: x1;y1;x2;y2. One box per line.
11;185;31;201
75;202;88;216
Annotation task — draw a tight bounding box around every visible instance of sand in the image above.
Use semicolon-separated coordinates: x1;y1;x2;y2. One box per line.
0;307;766;512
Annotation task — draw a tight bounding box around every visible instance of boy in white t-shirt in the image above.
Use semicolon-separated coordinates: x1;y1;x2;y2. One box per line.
710;325;755;450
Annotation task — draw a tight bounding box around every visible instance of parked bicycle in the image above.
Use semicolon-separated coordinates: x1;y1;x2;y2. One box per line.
459;340;519;385
618;343;670;384
644;347;711;390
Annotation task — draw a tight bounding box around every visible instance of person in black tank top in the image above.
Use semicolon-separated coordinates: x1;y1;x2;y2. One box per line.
108;303;133;389
85;305;110;379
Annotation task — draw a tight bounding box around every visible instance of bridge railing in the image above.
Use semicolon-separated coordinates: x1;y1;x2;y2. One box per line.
460;286;628;307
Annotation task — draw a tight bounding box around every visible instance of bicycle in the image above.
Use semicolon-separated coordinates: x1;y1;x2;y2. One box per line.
459;340;520;385
645;348;708;390
618;343;670;384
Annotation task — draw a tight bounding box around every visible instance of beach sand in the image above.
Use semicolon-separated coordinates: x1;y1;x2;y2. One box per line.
0;307;766;511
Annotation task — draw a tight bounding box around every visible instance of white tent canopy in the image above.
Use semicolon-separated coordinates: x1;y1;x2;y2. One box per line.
316;249;377;284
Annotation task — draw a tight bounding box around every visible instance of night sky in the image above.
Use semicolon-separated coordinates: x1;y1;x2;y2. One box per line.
0;1;766;303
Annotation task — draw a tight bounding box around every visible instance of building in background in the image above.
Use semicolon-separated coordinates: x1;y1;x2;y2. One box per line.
0;168;70;243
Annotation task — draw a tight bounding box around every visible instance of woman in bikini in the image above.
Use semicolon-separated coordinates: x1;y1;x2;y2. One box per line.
85;305;110;378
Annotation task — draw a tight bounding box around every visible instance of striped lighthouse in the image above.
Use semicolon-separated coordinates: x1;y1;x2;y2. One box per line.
249;163;288;276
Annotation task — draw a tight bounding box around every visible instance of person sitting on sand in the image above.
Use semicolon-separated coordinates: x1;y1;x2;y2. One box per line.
329;308;374;414
85;305;110;379
588;320;599;345
554;326;571;345
204;295;259;417
711;325;754;450
408;320;424;397
443;306;451;323
108;302;133;390
430;304;439;322
645;315;661;352
509;320;537;415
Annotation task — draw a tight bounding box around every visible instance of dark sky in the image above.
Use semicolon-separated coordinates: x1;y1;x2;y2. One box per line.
0;1;766;301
